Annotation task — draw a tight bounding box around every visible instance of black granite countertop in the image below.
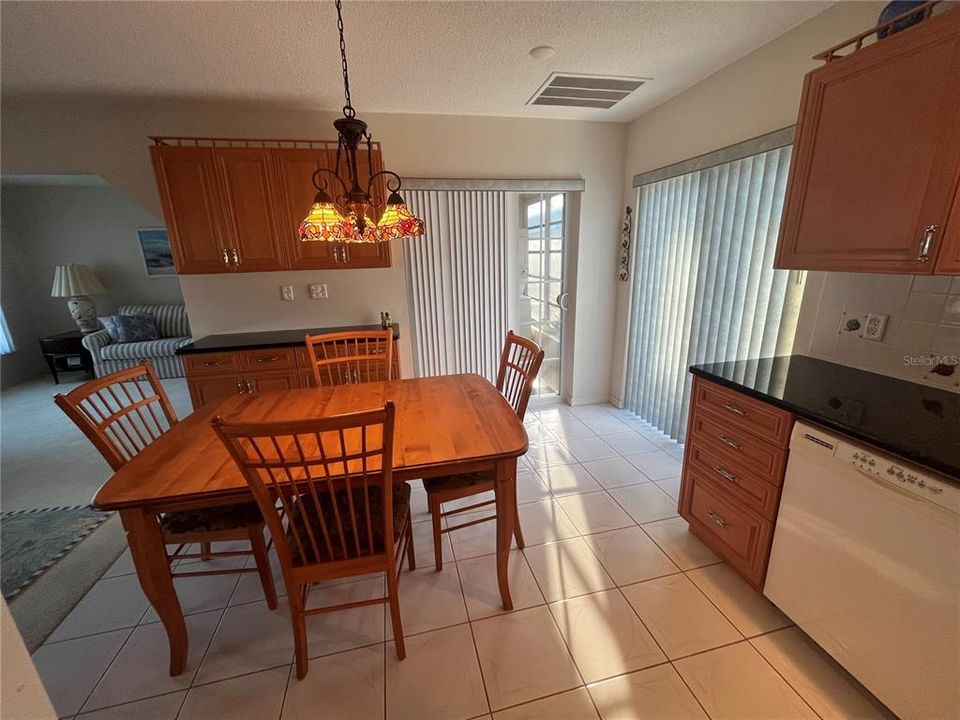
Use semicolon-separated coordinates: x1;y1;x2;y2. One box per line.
690;355;959;479
177;324;400;354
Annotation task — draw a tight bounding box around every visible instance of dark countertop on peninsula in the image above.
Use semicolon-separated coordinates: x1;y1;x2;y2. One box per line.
690;355;959;479
177;324;400;354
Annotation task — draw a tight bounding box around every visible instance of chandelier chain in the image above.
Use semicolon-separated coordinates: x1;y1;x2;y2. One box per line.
335;0;355;118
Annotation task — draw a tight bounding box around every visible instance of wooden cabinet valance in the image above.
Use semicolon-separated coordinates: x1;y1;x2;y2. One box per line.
150;138;391;274
775;6;960;274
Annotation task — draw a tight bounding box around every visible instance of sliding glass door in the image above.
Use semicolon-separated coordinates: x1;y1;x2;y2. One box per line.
518;193;565;397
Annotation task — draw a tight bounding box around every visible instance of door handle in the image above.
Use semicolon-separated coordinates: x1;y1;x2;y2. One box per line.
236;378;245;394
917;225;938;261
556;292;569;311
230;248;240;266
246;379;254;393
221;248;230;267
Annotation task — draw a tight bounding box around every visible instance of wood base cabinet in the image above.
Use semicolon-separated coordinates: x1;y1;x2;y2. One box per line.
184;338;401;409
679;377;794;590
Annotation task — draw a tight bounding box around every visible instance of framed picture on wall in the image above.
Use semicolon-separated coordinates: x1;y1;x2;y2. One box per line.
136;228;176;277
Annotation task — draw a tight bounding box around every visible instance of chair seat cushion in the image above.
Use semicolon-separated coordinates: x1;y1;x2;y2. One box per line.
100;337;192;361
422;471;494;494
288;481;411;565
160;502;263;535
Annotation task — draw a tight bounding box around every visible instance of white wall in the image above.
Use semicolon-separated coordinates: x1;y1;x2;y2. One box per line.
1;100;625;403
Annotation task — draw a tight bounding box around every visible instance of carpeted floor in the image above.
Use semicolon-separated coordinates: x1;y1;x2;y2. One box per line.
1;374;191;646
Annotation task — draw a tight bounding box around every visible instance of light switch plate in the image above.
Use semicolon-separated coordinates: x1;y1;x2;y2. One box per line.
280;285;295;302
863;312;888;341
309;283;328;299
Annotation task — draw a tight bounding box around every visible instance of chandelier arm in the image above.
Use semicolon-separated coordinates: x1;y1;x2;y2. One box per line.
367;170;402;202
311;167;350;202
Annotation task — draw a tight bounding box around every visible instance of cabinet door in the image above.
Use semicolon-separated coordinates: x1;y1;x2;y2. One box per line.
187;374;242;409
343;146;392;269
776;10;960;273
150;146;229;274
272;148;340;270
934;179;960;274
213;148;287;272
246;368;301;394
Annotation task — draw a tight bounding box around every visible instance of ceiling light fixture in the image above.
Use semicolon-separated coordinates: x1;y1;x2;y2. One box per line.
529;46;556;60
300;0;424;244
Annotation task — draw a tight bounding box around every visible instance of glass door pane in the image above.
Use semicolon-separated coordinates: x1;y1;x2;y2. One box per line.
518;192;565;397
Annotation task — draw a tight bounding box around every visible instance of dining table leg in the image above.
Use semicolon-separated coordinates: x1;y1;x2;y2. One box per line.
120;507;188;676
494;457;517;611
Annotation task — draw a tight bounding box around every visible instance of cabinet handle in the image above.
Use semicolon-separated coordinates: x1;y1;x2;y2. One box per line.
713;466;739;484
718;435;742;451
203;360;225;367
257;355;281;363
917;225;938;261
236;378;245;394
246;379;254;393
721;402;747;416
707;511;728;528
221;248;230;267
230;248;240;266
342;243;350;263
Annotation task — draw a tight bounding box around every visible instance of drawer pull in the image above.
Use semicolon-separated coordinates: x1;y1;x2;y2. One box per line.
203;360;225;367
718;435;742;451
246;379;255;393
713;466;739;484
236;379;245;394
257;355;281;363
707;510;728;528
721;402;747;417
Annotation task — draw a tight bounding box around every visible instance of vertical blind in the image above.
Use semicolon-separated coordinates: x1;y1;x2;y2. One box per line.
0;307;14;355
623;145;800;440
403;190;509;380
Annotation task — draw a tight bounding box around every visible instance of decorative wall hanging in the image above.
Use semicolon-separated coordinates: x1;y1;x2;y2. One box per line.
618;206;632;282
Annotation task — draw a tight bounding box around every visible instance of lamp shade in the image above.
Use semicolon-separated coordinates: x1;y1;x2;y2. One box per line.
50;264;106;297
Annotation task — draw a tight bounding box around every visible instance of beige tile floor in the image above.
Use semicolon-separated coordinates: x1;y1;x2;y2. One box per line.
32;403;895;720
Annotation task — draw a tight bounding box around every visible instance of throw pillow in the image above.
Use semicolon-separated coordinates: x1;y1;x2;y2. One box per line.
98;315;121;341
112;314;160;343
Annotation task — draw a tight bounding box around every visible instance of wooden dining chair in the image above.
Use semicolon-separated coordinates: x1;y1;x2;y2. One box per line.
304;330;394;387
54;363;277;608
211;401;414;679
423;331;545;570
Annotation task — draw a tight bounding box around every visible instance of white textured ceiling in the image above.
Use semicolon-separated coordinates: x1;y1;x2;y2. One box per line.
0;1;830;123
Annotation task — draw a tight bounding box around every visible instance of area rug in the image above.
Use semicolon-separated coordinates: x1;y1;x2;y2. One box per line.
1;505;111;600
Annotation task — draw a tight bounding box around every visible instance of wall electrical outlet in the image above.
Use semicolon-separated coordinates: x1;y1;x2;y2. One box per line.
309;283;328;299
863;312;888;341
280;285;295;302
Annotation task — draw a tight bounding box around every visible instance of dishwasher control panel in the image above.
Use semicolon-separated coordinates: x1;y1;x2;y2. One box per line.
833;439;959;514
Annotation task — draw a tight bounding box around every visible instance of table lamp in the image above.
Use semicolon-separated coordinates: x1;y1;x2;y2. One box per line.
51;264;106;333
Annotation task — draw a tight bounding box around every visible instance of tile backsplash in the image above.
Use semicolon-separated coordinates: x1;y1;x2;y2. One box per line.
803;273;960;392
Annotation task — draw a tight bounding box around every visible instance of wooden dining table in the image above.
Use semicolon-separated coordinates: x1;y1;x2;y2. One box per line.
92;373;528;676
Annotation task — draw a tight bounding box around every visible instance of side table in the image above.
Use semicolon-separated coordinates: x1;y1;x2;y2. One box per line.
39;330;94;384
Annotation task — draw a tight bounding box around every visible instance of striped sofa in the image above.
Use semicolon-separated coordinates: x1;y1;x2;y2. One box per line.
82;304;192;379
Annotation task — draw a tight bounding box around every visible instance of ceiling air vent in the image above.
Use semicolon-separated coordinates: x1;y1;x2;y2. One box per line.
527;72;647;109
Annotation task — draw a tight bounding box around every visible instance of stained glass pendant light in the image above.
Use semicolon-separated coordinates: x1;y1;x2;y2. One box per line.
299;0;424;244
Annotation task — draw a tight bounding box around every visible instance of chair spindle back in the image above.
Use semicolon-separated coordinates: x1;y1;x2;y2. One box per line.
212;403;397;570
495;331;545;421
54;363;178;472
304;330;394;387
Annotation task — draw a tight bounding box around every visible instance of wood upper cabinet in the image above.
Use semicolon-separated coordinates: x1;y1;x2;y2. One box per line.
150;139;393;274
150;146;229;274
775;8;960;274
213;148;287;272
272;148;340;270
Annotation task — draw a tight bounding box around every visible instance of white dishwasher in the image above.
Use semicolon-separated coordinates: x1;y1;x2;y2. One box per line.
764;422;959;720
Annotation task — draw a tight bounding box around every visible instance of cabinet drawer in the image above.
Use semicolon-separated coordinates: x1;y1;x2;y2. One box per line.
683;470;773;589
689;408;787;483
183;351;241;376
295;346;311;368
238;346;297;371
685;441;781;520
692;378;792;447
